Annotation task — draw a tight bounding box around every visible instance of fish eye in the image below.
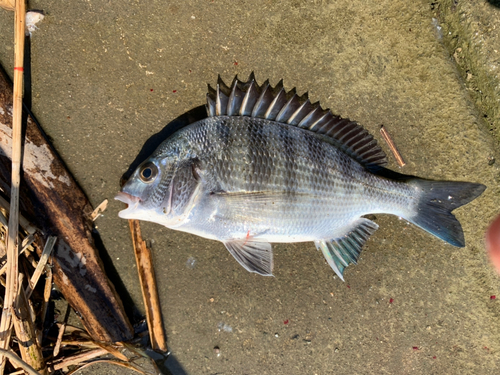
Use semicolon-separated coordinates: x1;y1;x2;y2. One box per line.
139;162;158;183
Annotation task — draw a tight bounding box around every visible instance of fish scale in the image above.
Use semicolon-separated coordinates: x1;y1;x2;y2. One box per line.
116;74;486;280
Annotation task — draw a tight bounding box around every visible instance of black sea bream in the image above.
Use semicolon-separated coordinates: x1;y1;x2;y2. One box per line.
116;74;486;280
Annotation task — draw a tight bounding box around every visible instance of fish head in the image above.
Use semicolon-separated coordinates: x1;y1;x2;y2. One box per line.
116;146;201;227
115;155;177;225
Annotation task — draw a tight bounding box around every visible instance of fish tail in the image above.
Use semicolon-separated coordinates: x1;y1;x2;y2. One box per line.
407;179;486;247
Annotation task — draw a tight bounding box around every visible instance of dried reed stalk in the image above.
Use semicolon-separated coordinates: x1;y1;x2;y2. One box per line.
0;1;26;371
25;235;55;298
12;274;47;374
38;260;52;345
128;219;167;352
65;359;153;375
48;348;108;371
0;349;38;375
0;195;37;234
53;304;71;358
0;235;35;277
0;0;14;11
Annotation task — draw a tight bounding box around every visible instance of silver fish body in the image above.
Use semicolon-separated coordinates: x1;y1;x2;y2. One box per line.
116;75;485;280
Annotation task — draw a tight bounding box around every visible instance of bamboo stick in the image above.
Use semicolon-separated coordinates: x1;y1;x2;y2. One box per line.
0;1;26;371
128;219;167;352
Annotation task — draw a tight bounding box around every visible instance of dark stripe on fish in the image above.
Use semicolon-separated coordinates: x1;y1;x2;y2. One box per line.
282;124;298;200
216;119;231;149
306;132;327;194
246;118;267;189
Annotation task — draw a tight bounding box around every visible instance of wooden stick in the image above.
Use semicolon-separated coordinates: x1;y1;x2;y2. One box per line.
26;235;56;298
380;125;406;167
0;349;38;375
0;1;26;371
12;274;47;374
128;219;167;352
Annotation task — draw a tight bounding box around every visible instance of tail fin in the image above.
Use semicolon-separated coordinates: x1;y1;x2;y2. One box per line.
407;179;486;247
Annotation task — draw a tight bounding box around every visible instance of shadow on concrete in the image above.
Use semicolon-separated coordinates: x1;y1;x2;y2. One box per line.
91;229;144;323
162;354;189;375
487;0;500;8
120;105;207;184
145;349;189;375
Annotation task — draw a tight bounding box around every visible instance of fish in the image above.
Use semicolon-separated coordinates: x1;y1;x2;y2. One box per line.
116;73;486;280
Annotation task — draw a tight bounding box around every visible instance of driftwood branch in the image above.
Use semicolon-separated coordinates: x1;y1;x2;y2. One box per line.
0;65;133;343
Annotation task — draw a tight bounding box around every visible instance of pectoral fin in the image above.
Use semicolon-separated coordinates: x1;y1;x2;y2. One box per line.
224;238;274;276
315;218;379;281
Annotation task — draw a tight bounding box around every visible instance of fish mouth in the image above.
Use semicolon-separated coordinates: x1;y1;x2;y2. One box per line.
115;192;141;219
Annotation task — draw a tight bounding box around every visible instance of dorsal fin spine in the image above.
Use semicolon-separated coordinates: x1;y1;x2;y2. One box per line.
216;84;222;116
276;94;297;123
227;83;238;116
308;112;331;131
240;81;254;116
264;88;285;120
252;82;270;118
206;74;388;168
288;100;309;125
298;106;321;128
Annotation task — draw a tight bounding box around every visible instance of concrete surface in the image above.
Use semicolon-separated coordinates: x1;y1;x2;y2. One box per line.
1;0;500;374
434;0;500;143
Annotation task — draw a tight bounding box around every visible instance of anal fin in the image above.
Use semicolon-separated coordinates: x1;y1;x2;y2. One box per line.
315;218;379;281
224;237;274;276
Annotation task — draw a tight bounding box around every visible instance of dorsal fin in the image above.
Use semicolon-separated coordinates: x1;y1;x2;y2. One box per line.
206;73;387;168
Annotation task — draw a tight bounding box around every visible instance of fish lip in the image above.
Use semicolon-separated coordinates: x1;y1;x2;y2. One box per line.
115;192;141;219
114;191;140;205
